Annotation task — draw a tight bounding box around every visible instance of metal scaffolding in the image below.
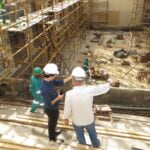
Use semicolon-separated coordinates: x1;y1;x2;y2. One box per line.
130;0;150;49
142;0;150;48
0;0;88;96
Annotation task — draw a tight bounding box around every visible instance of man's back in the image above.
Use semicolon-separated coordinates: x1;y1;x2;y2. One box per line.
64;83;111;126
65;85;94;126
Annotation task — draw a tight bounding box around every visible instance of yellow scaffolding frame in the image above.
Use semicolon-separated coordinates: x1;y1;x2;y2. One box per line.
130;0;150;49
0;0;88;96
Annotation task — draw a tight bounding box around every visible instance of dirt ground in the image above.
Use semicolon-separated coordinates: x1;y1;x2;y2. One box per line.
79;30;150;89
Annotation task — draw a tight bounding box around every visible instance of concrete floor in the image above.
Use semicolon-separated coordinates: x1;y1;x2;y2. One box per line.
0;103;150;150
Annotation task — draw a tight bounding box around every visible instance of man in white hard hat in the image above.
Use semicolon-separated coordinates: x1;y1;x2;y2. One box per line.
64;66;116;148
40;63;71;143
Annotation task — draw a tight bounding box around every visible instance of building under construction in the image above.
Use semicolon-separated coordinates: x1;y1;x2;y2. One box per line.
0;0;149;149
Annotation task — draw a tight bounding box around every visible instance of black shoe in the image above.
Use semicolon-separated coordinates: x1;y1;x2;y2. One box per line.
55;131;61;137
30;110;35;113
55;128;61;132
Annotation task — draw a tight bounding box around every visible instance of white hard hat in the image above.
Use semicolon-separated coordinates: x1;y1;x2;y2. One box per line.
71;67;86;80
43;63;59;75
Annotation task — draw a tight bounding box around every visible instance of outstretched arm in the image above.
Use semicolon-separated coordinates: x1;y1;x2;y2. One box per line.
87;83;111;97
87;79;118;97
63;75;72;83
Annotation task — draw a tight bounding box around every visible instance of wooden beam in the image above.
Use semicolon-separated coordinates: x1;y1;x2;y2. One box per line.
0;138;102;150
0;116;150;141
70;143;102;150
0;139;56;150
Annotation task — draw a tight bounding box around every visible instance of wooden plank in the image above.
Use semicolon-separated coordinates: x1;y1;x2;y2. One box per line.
1;101;149;124
15;115;150;138
0;138;102;150
0;116;150;141
71;143;102;150
108;11;119;25
113;114;150;124
0;139;56;150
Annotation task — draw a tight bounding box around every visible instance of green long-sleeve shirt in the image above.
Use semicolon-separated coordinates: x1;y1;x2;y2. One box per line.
0;0;5;10
29;76;43;102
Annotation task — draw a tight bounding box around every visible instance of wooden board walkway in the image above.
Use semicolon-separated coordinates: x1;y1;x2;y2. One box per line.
0;115;150;141
0;137;102;150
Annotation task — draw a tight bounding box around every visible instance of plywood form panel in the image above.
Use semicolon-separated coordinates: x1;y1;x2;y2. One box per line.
90;0;144;26
108;11;119;26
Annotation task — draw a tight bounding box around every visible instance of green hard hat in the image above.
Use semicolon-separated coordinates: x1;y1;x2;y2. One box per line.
33;67;42;75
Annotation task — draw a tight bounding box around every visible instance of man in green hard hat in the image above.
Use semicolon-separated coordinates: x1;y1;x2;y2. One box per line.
82;58;89;74
0;0;6;24
30;67;44;113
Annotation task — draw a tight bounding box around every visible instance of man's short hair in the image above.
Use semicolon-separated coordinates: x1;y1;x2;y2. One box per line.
43;72;55;78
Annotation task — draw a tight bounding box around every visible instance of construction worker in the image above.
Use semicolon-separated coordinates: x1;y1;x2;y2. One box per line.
64;67;116;148
40;63;71;143
82;58;89;74
0;0;6;24
30;67;43;113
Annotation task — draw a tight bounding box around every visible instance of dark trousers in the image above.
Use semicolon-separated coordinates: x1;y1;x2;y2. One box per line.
44;108;59;141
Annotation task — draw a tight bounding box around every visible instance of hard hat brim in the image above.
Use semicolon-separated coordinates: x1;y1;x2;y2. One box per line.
55;70;59;75
73;76;85;81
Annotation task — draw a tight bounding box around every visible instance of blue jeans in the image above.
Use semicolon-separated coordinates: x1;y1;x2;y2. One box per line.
73;122;100;147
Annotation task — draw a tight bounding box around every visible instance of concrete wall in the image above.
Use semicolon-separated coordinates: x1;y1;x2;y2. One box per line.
94;87;150;107
89;0;144;27
63;82;150;107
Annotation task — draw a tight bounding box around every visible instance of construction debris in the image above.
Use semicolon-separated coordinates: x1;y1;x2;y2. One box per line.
135;44;142;49
90;33;103;43
145;62;150;67
128;50;138;56
116;34;124;40
140;52;150;63
90;67;109;80
93;33;103;39
136;68;150;83
85;45;90;49
106;39;113;48
113;49;128;59
94;105;113;121
121;60;131;66
90;37;99;43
